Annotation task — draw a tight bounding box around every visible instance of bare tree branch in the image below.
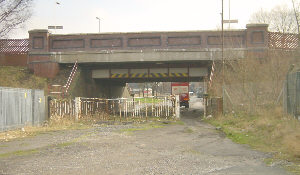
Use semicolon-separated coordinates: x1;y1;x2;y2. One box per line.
0;0;33;38
291;0;300;34
250;5;297;34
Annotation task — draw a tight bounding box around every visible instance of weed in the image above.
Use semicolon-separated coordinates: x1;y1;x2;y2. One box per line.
264;158;274;166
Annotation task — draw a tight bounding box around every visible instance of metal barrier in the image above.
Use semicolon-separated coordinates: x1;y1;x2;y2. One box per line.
0;87;45;131
49;96;180;121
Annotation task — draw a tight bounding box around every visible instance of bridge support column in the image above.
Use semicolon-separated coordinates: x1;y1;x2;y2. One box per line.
28;29;60;78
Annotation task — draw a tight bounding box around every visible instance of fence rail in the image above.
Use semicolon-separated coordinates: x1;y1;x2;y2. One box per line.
49;96;179;121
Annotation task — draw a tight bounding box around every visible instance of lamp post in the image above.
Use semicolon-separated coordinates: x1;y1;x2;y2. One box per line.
96;17;100;33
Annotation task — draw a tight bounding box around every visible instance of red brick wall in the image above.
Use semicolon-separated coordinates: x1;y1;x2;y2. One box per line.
29;29;260;53
32;62;59;78
0;54;27;67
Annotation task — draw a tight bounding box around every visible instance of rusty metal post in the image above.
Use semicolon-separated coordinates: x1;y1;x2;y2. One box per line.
105;99;109;116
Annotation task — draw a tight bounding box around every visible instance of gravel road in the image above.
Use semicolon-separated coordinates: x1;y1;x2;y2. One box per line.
0;97;291;175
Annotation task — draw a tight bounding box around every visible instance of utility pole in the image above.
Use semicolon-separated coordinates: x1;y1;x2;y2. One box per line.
222;0;224;87
222;0;225;114
229;0;231;29
96;17;101;33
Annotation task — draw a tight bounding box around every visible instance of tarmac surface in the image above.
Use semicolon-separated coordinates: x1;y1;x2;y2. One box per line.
0;96;290;175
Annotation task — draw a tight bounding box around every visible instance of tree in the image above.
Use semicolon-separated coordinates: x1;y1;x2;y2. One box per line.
249;5;297;33
0;0;33;38
291;0;300;34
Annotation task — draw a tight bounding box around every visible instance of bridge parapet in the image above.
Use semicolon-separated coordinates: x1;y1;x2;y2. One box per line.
28;24;269;53
27;24;295;78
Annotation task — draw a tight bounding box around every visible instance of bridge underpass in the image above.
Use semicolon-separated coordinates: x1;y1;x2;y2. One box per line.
73;60;210;98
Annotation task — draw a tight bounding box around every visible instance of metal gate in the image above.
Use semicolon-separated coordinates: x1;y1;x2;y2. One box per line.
49;96;180;121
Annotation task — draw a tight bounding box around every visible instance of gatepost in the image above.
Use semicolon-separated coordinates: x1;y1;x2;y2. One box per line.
75;97;81;121
175;95;180;119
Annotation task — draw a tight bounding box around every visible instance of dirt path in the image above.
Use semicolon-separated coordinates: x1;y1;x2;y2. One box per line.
0;104;291;174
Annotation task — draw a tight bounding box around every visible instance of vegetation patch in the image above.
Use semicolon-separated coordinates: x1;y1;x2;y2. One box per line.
134;97;163;103
0;149;39;158
0;66;47;90
183;127;194;133
205;108;300;174
56;141;75;148
0;116;98;142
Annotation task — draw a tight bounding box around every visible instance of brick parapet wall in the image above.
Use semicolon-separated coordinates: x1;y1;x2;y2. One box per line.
28;24;269;54
26;24;269;78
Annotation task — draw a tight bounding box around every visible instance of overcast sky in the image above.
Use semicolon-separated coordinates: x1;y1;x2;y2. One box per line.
11;0;291;38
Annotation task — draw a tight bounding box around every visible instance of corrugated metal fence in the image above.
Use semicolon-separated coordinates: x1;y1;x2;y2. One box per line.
49;96;180;121
0;87;46;131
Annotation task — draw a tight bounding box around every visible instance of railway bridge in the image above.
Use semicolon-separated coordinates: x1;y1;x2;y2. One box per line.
1;23;298;97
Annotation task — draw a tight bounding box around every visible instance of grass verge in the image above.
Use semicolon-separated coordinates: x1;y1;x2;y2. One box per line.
205;107;300;174
0;115;102;142
0;66;47;90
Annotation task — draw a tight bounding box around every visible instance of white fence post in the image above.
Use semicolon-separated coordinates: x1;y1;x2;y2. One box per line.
175;95;180;119
75;97;81;121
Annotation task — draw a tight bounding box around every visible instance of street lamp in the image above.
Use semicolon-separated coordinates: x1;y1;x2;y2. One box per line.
96;17;100;33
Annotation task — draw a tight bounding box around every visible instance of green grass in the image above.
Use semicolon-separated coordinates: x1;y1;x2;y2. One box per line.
134;97;163;103
0;66;47;90
264;158;274;166
0;149;39;158
56;141;75;148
